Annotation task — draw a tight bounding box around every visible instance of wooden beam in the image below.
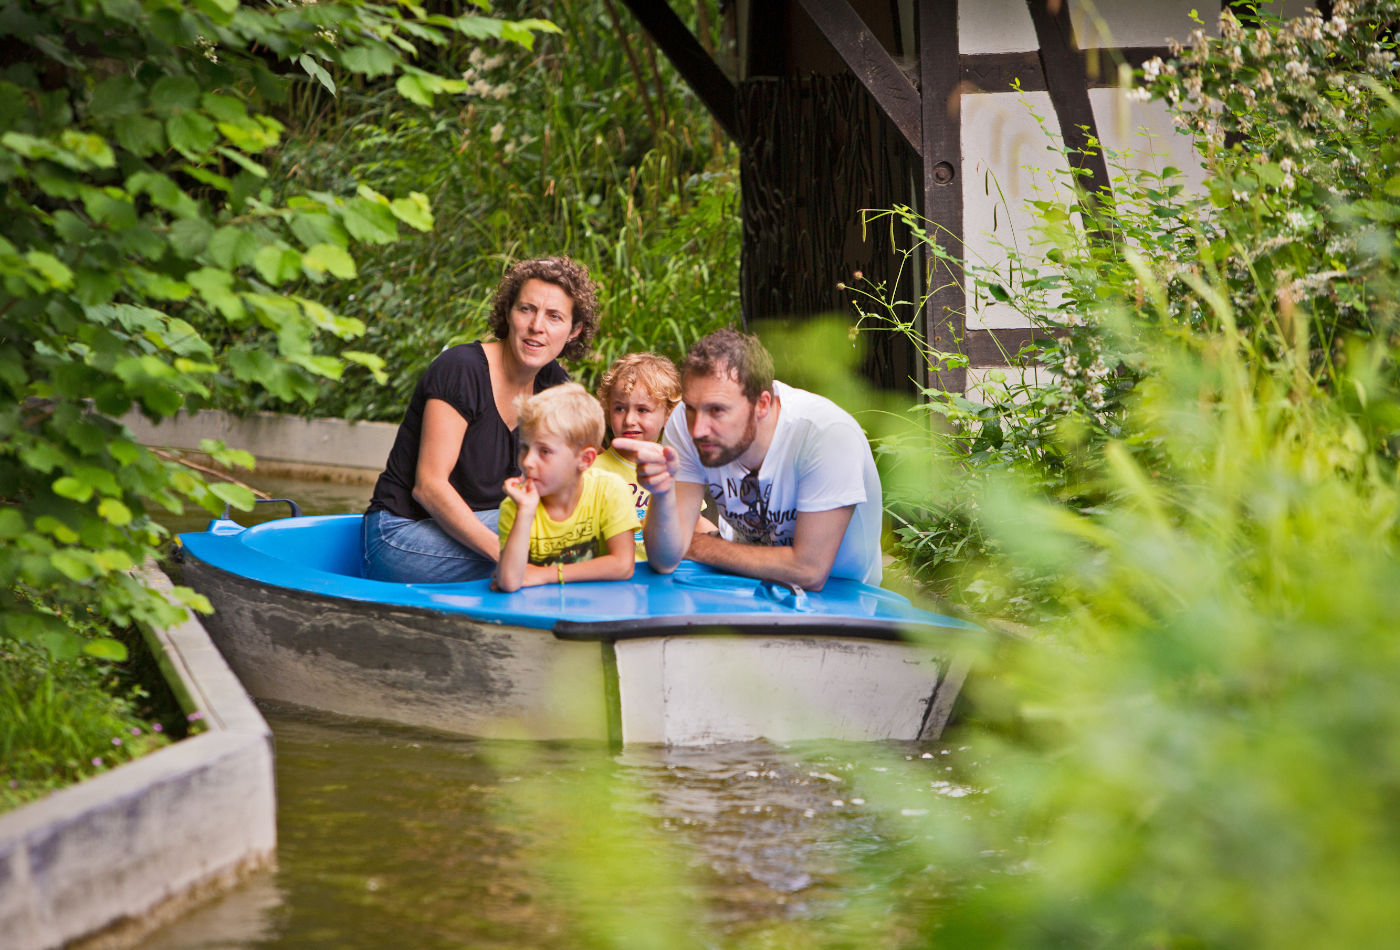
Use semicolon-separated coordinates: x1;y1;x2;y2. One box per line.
964;327;1062;365
791;0;923;156
1024;0;1112;205
959;46;1171;93
616;0;740;140
920;0;964;393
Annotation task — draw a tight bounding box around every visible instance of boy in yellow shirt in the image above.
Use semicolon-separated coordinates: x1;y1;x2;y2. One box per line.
496;383;639;591
592;353;687;561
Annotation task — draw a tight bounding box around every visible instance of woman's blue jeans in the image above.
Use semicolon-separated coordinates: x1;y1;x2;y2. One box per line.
362;508;499;583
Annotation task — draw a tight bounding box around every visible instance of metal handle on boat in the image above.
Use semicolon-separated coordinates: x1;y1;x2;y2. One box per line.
220;497;303;522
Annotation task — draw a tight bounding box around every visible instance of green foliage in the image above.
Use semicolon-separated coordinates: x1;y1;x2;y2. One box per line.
1;631;178;812
0;0;552;658
216;0;740;421
833;1;1400;945
916;303;1400;950
857;0;1400;610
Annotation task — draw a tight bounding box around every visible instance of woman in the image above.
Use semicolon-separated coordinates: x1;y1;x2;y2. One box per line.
363;257;600;582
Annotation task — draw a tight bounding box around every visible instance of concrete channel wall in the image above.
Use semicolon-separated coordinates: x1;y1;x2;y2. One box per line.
0;565;277;950
121;409;395;484
0;411;385;949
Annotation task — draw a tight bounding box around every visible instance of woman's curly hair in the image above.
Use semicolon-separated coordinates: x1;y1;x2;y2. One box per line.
488;256;600;362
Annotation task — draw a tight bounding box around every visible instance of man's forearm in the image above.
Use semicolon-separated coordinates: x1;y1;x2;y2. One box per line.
685;533;832;591
642;489;687;573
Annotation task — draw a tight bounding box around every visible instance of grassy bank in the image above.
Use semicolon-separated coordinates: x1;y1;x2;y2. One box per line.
1;623;189;812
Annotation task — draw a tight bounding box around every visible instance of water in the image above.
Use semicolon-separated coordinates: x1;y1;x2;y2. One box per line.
146;476;979;948
144;706;976;949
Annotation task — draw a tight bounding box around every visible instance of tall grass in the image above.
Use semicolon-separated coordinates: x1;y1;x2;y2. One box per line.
233;0;739;421
1;630;185;812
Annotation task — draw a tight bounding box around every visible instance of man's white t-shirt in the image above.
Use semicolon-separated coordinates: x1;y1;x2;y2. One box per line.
664;380;884;586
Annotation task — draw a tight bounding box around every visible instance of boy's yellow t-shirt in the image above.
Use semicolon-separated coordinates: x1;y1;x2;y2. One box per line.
591;447;649;561
497;467;640;566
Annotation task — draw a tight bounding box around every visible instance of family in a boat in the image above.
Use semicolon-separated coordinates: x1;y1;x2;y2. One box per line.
361;256;883;594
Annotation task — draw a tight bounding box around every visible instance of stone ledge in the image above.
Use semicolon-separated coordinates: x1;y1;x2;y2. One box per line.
122;409;396;485
0;564;277;950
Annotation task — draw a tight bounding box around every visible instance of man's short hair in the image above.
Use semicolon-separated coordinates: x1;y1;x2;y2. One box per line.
682;328;774;403
596;352;682;414
488;257;599;362
519;382;605;451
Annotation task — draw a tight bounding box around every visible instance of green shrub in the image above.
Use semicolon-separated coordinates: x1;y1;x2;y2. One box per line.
232;0;740;422
857;0;1399;614
1;0;551;657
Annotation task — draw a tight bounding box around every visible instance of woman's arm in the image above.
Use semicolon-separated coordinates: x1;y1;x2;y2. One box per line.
411;398;500;559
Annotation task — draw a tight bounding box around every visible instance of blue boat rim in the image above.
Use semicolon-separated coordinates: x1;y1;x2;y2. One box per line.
177;514;978;642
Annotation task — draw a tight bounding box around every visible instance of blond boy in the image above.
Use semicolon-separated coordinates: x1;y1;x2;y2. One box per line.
496;383;638;591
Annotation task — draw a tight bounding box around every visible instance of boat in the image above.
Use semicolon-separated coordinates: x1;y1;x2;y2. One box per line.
174;506;976;747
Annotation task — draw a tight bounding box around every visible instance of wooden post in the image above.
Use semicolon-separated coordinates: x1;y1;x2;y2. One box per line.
920;0;965;393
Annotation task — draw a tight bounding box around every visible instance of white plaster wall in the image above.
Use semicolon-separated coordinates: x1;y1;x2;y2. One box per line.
1070;0;1219;49
960;0;1217;55
959;0;1039;54
959;83;1206;334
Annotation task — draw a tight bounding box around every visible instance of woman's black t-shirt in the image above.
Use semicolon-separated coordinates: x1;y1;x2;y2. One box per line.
367;342;569;520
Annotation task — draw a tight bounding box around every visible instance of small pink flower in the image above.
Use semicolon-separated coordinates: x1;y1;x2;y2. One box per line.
187;712;204;722
130;727;142;736
111;737;123;746
91;757;104;767
152;723;163;734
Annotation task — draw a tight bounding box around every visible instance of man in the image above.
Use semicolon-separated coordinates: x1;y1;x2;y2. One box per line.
612;328;883;590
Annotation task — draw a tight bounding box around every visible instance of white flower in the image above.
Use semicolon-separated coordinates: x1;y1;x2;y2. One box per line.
1143;57;1164;82
489;122;505;143
1326;16;1347;38
1286;60;1309;82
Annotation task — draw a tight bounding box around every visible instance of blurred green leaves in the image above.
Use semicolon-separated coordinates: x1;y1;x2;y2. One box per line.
841;2;1400;945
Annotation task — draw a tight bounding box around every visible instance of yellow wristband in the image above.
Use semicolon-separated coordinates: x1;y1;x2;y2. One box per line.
557;562;565;585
